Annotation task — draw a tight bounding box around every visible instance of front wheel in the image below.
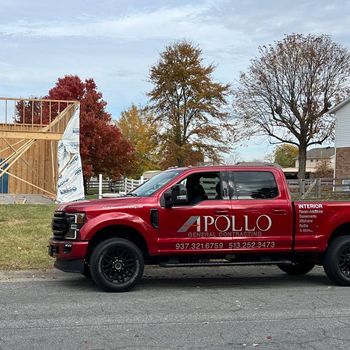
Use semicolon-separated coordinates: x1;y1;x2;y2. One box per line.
278;261;315;275
90;238;144;292
324;236;350;286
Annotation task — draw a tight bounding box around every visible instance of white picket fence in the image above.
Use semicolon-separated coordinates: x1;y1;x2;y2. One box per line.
86;176;145;198
122;176;145;193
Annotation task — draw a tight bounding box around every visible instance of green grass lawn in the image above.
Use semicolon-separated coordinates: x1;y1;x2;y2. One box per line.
0;204;56;270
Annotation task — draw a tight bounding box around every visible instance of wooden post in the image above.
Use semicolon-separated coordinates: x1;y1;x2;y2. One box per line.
49;101;52;124
50;141;55;188
317;178;322;199
5;99;7;123
40;101;43;125
31;101;34;127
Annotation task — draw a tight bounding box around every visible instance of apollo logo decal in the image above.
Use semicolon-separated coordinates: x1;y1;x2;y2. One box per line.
178;216;200;232
178;215;273;233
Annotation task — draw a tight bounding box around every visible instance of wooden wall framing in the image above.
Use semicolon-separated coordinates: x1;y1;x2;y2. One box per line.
0;98;79;198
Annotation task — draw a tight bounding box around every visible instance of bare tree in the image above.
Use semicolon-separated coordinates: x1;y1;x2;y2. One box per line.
234;34;350;178
314;159;333;178
223;151;241;165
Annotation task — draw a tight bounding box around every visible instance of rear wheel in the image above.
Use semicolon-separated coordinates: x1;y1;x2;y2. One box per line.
324;236;350;286
278;261;315;275
90;238;144;292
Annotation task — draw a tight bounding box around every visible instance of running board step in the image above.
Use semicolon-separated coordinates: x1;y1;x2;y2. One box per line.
159;260;291;268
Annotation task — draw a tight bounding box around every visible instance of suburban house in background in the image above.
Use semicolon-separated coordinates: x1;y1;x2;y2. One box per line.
284;96;350;180
283;146;335;179
329;96;350;179
295;147;335;171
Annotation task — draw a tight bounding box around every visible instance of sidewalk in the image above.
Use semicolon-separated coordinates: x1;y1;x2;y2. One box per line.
0;194;54;204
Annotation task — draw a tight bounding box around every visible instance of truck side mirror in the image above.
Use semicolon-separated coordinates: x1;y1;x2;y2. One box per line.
164;190;173;208
164;184;188;208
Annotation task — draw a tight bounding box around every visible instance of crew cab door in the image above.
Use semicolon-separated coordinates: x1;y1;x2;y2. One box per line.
229;170;293;252
157;171;233;253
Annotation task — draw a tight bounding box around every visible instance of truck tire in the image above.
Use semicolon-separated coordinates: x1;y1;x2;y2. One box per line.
324;236;350;286
89;238;144;292
277;261;315;275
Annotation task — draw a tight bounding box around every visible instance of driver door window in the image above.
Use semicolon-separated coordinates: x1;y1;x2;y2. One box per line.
178;172;225;205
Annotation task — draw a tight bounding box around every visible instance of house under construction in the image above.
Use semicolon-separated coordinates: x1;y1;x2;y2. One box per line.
0;97;79;199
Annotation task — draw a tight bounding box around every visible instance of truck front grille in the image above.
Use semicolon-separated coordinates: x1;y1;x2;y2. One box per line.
52;211;70;239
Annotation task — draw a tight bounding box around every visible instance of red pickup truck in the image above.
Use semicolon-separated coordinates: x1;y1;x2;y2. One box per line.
49;164;350;292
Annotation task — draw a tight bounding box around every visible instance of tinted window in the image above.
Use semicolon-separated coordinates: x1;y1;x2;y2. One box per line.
198;173;221;200
232;171;278;199
178;172;222;205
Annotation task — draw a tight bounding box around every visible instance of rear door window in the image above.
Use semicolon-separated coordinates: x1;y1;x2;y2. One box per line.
232;171;278;199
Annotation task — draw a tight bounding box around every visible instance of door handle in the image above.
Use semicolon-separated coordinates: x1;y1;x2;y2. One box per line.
215;210;229;215
272;209;287;215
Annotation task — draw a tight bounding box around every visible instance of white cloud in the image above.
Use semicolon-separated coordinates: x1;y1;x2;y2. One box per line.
1;0;350;160
0;5;206;38
0;2;252;55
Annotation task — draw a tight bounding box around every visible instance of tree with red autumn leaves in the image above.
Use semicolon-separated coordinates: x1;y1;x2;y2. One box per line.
47;75;135;180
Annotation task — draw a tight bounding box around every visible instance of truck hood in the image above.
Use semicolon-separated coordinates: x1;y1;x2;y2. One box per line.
57;196;142;213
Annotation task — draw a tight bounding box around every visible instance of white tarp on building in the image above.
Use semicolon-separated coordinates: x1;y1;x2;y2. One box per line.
56;106;85;203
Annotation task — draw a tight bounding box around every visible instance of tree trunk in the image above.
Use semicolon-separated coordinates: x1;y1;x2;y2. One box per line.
298;144;307;179
177;155;184;167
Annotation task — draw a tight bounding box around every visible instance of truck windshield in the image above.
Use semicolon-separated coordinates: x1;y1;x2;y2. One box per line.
129;169;183;197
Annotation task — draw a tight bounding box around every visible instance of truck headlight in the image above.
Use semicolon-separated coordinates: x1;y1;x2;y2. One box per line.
65;213;86;239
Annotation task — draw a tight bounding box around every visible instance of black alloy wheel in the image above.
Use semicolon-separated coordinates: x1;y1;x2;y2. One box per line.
90;238;144;292
338;247;350;278
100;247;137;283
324;236;350;286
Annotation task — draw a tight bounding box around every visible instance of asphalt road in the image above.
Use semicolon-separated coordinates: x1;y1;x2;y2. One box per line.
0;266;349;350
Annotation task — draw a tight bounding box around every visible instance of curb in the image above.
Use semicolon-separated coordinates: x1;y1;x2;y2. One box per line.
0;268;73;282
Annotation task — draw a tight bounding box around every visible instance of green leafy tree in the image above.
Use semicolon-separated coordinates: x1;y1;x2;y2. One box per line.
118;105;160;177
148;40;234;167
273;144;299;167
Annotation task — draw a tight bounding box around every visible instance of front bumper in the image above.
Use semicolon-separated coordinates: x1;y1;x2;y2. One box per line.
48;238;89;273
54;258;85;273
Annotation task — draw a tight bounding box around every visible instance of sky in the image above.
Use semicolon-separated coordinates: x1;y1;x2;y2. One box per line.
1;0;350;161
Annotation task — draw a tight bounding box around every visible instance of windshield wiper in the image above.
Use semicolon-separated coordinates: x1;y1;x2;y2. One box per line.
125;193;138;197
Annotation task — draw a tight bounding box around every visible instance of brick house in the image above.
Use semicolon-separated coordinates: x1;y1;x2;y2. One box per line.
329;97;350;178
